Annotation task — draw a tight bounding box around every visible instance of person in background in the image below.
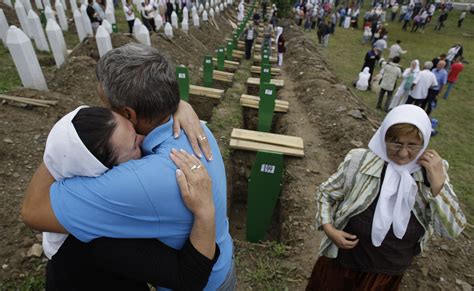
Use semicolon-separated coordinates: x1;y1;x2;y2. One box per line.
432;53;446;68
377;56;402;111
434;10;448;30
407;61;438;107
263;18;274;56
142;0;157;32
321;20;331;47
443;56;464;100
361;47;381;89
276;27;285;66
123;0;136;34
388;40;407;61
244;22;257;60
458;10;466;27
423;60;447;115
356;67;371;91
306;105;466;290
87;0;102;32
389;59;420;110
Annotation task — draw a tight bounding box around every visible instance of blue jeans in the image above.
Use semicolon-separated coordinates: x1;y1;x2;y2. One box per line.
443;82;454;99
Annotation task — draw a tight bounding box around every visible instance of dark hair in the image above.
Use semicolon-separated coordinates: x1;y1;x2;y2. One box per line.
392;56;401;63
440;53;447;58
72;107;118;168
396;40;401;44
96;43;180;125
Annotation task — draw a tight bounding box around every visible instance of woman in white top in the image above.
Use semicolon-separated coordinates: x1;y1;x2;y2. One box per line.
389;60;420;110
123;0;136;34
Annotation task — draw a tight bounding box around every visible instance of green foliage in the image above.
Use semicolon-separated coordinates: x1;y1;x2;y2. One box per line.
0;275;45;291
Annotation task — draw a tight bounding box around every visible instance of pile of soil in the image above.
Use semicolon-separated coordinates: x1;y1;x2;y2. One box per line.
1;2;19;26
69;34;137;61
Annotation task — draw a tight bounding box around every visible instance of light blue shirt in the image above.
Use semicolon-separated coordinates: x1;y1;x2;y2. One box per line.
50;116;232;290
431;68;447;91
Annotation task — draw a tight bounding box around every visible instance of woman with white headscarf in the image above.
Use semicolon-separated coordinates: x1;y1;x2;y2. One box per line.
356;67;371;91
306;105;466;290
276;26;285;67
388;59;420;110
41;106;219;290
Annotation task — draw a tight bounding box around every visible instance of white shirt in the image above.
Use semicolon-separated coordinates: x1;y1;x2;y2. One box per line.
410;69;438;99
123;4;136;21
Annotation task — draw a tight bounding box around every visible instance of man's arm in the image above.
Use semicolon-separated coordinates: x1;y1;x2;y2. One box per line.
22;163;67;233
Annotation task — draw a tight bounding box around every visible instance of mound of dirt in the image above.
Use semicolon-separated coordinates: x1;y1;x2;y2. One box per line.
1;2;19;26
69;34;137;61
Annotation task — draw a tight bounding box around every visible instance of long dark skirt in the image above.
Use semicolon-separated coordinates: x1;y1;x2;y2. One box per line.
305;256;403;291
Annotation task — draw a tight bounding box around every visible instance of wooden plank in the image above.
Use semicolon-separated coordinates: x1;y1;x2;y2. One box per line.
253;55;278;64
212;58;239;70
240;99;288;113
189;85;223;99
247;77;284;87
256;37;276;43
213;70;234;83
230;138;304;157
231;128;304;150
250;66;280;75
241;94;289;107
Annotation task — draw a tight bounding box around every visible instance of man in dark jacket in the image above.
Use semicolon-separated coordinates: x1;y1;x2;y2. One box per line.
361;47;381;89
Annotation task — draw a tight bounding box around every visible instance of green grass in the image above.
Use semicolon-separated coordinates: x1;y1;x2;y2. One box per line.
313;8;474;230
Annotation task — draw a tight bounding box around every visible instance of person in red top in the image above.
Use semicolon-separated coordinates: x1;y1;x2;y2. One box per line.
443;56;464;99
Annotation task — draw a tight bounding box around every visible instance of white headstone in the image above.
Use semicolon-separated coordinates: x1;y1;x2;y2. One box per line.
215;5;219;14
205;1;209;10
80;4;93;35
171;11;178;28
101;19;112;33
21;0;33;15
69;0;78;11
164;22;172;37
0;9;8;46
61;0;68;10
46;19;67;67
191;6;197;18
44;5;56;23
209;7;214;17
182;6;188;20
105;4;116;24
14;1;32;38
34;0;43;9
3;0;13;7
192;13;199;27
135;24;150;46
73;9;86;41
202;10;208;21
44;0;52;7
95;25;112;57
223;1;227;9
55;1;69;31
210;0;214;7
6;26;48;90
181;19;188;32
27;10;50;51
154;14;163;31
198;3;203;14
133;17;141;36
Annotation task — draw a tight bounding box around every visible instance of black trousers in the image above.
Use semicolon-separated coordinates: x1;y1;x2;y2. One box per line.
377;88;394;111
127;19;134;34
422;89;439;115
406;95;424;107
245;38;254;60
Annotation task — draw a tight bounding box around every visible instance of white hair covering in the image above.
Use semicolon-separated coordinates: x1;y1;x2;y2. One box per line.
42;106;109;259
368;105;431;247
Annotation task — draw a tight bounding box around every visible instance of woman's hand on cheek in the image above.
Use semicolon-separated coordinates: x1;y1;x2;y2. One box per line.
417;149;445;195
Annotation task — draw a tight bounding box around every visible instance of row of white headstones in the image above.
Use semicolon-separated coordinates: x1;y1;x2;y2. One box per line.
0;0;235;91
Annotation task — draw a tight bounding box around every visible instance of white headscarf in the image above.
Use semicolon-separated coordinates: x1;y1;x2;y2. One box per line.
42;106;109;260
275;26;283;44
44;106;109;180
368;105;431;247
413;59;420;74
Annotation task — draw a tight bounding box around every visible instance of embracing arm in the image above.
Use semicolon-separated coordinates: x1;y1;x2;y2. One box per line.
21;162;67;233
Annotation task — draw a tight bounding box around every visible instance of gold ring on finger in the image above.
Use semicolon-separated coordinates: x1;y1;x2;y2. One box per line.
191;165;198;171
198;135;208;141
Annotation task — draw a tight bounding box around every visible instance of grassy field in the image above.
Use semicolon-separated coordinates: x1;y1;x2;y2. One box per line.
309;9;474;230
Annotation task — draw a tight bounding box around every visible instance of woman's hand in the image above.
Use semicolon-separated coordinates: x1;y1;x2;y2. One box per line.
170;148;214;217
323;224;359;249
417;149;445;195
173;100;213;161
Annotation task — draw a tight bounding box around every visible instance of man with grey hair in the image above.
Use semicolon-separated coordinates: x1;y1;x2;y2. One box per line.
406;61;438;107
23;43;235;290
423;60;447;115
